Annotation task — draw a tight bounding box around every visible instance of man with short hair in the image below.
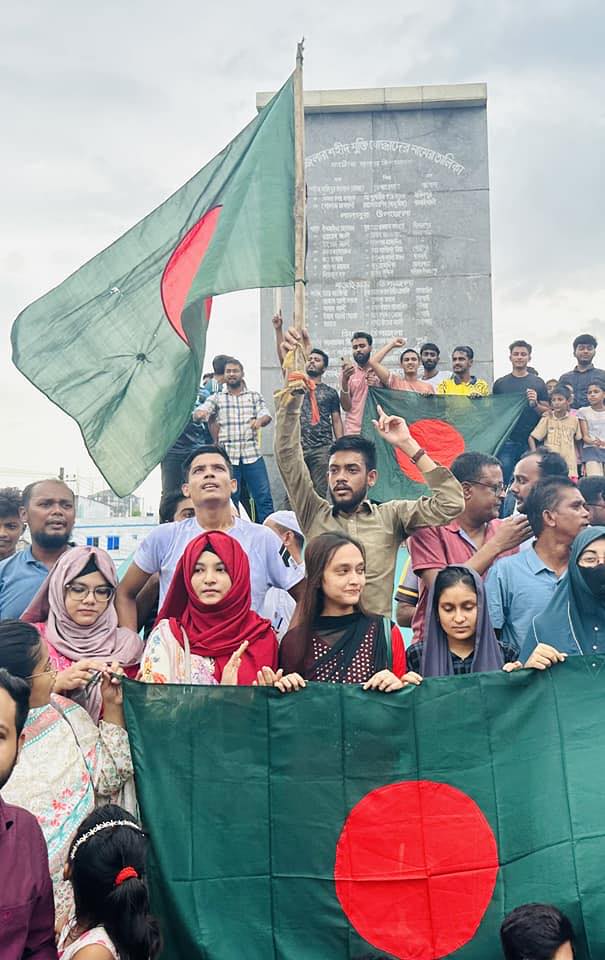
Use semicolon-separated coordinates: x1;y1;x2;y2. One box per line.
195;358;274;522
0;488;25;562
0;479;75;620
275;326;465;618
578;476;605;526
405;452;532;643
437;346;490;396
0;668;57;959
368;338;436;394
559;333;605;409
116;444;303;630
509;450;569;516
492;340;550;485
339;331;381;434
273;313;343;497
500;903;574;960
262;511;305;640
420;341;451;388
486;477;590;654
158;490;195;525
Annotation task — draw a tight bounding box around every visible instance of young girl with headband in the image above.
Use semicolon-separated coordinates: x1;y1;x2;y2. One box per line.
58;804;161;960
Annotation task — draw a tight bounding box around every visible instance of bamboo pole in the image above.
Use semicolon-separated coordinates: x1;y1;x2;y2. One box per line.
292;39;306;367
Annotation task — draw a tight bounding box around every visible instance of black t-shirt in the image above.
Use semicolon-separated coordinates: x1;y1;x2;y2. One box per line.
492;372;549;444
300;382;340;450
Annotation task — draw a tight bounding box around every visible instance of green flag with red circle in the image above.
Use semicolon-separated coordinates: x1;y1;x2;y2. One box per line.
11;76;295;497
362;388;527;502
123;659;604;960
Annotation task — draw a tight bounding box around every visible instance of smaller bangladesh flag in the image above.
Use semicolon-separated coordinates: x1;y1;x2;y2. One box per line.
11;76;295;496
123;660;604;960
362;388;526;502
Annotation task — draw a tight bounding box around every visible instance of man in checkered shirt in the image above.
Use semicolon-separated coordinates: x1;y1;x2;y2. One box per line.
196;357;274;522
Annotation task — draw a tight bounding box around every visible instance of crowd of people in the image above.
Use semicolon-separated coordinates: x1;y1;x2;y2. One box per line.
1;324;603;958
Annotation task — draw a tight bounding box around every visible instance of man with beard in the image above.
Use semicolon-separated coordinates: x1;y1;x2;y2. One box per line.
339;331;381;434
0;479;75;620
275;326;465;618
272;315;343;496
195;357;274;522
509;449;569;519
0;668;57;958
420;341;451;388
437;345;490;396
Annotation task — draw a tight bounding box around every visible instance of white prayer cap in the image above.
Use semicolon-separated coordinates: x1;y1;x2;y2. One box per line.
264;511;303;538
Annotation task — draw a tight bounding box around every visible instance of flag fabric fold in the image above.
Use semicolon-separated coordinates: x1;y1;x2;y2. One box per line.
12;76;295;496
123;659;605;960
362;388;527;502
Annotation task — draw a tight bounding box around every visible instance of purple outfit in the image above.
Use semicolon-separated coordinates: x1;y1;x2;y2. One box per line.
0;796;57;959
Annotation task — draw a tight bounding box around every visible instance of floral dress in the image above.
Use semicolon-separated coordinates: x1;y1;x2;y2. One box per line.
141;618;218;684
1;694;133;923
58;921;118;958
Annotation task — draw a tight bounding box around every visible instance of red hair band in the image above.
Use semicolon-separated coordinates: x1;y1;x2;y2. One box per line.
114;866;139;886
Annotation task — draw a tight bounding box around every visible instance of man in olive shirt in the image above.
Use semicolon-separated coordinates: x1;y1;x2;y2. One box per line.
275;327;465;617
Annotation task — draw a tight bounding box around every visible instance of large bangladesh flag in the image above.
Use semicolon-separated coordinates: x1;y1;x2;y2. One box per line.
362;388;526;502
123;659;604;960
11;76;295;496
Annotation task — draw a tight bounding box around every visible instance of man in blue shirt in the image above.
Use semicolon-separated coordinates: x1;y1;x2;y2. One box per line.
0;479;75;620
486;477;590;654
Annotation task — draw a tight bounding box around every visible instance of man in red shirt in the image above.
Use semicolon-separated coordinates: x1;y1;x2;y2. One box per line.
407;452;533;643
0;668;57;959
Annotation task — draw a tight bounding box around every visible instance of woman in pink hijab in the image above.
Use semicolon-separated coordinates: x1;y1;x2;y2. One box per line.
22;546;144;721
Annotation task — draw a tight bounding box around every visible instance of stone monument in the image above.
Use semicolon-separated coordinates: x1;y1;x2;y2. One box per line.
257;82;491;493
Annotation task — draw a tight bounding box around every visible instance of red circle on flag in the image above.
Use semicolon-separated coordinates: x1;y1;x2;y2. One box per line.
334;780;498;960
395;419;465;483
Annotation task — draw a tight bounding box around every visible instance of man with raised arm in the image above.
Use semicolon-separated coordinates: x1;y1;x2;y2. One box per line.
274;327;465;618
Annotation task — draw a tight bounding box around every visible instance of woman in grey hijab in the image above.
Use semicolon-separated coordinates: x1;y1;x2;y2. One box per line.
406;566;522;677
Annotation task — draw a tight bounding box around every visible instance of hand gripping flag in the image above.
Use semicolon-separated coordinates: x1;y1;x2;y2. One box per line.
123;658;605;960
11;77;295;496
362;388;527;501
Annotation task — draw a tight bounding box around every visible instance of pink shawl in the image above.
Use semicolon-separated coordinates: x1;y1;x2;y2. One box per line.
22;547;143;720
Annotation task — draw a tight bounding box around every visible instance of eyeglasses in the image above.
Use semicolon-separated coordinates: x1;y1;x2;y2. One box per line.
470;481;506;496
25;657;58;681
65;583;114;602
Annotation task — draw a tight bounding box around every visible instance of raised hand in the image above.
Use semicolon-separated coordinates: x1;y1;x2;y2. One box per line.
371;403;413;448
282;325;312;356
221;641;249;686
272;311;283;330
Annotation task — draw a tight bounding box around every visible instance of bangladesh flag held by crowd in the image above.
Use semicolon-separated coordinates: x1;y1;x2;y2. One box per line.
362;388;527;502
124;659;605;960
11;76;295;496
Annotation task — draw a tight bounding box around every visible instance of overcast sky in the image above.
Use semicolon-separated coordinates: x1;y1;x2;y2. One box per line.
2;0;603;508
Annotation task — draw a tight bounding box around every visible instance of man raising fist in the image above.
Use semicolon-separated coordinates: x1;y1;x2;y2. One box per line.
274;326;465;617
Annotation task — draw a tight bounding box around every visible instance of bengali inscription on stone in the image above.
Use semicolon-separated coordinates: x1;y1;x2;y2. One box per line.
260;95;492;485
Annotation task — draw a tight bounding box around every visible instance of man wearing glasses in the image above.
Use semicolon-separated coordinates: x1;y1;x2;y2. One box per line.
405;452;533;643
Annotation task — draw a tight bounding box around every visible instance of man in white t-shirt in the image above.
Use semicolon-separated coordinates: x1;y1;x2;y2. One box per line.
115;445;304;630
419;342;452;389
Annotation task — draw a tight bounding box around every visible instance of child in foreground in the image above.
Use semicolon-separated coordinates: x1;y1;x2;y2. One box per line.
58;804;161;960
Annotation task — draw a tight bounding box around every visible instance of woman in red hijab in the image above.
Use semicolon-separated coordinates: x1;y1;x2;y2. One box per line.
140;531;278;685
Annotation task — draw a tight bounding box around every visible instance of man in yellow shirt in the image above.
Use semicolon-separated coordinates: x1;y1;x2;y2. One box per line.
437;345;490;397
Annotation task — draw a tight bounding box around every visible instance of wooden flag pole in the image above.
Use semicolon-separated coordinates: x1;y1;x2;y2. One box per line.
293;39;306;358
